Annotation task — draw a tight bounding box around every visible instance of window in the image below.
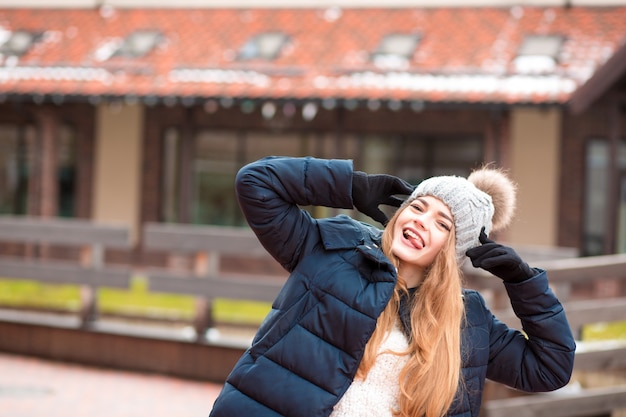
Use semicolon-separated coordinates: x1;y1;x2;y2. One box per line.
583;138;626;255
0;123;76;216
517;35;563;58
160;123;483;227
0;125;32;215
355;134;482;222
161;127;350;225
373;33;420;59
0;30;43;56
192;130;242;226
57;125;77;217
237;32;290;61
371;33;420;69
382;135;482;184
113;30;163;58
160;128;180;223
514;34;564;73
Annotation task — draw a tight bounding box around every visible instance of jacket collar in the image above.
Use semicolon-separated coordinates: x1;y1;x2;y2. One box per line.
318;215;395;277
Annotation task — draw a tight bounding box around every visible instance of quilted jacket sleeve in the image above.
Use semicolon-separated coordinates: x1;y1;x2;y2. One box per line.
486;269;576;392
235;156;354;272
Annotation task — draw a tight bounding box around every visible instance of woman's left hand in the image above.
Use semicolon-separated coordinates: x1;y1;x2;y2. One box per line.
466;228;537;283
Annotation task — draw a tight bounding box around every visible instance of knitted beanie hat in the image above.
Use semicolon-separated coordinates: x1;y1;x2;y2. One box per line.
406;167;517;263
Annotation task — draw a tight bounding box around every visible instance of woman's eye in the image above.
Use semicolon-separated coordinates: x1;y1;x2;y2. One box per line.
411;204;423;212
439;222;451;231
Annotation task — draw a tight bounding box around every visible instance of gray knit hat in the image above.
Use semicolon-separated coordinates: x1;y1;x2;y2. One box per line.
407;167;517;263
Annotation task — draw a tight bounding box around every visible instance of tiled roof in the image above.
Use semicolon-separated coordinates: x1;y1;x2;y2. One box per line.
0;6;624;105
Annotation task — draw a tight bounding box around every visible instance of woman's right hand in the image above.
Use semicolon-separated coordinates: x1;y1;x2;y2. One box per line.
352;171;414;225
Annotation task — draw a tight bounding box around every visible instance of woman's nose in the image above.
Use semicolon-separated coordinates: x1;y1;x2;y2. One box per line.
414;215;428;230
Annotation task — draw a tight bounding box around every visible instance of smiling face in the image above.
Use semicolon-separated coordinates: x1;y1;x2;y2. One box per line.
390;195;454;287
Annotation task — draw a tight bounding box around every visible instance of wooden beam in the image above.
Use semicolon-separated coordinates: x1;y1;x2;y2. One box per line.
493;297;626;335
543;254;626;283
143;222;269;256
574;345;626;372
37;109;59;218
147;270;283;301
0;258;131;288
466;253;626;290
0;216;131;247
485;386;626;417
569;42;626;115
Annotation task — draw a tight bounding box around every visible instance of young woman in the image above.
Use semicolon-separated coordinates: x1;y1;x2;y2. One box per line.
209;156;575;417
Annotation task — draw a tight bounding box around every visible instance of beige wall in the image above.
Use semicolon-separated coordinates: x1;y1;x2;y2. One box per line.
508;107;561;247
92;103;144;242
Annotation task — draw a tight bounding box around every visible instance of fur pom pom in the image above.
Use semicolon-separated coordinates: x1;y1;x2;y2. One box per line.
468;167;517;231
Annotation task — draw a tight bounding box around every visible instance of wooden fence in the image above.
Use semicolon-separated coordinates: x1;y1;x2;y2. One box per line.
0;217;625;416
142;222;287;337
484;298;626;417
0;216;132;326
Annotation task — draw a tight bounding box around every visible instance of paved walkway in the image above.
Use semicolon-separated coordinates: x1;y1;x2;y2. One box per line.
0;352;223;417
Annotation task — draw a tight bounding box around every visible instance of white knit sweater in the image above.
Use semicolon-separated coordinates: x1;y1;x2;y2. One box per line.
330;326;410;417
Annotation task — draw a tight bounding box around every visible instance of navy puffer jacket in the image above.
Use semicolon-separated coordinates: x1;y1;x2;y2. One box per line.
209;156;576;417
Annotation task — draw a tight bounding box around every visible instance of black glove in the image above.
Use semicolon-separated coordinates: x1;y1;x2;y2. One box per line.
465;228;536;283
352;171;414;226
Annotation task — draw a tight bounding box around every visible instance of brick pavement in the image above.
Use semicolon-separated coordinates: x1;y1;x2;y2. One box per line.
0;352;223;417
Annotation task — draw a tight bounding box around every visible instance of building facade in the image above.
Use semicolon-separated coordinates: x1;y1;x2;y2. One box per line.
0;4;624;262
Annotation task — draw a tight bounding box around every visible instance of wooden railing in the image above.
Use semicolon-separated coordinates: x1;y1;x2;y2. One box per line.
1;217;625;416
477;254;626;417
141;222;286;338
142;222;284;301
141;223;626;417
466;253;626;307
483;297;626;417
0;216;132;327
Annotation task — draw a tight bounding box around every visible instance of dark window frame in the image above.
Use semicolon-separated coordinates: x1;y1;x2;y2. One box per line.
237;31;291;61
112;30;164;59
0;30;43;56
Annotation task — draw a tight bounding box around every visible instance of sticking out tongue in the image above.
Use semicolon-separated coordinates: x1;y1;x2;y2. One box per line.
404;229;424;249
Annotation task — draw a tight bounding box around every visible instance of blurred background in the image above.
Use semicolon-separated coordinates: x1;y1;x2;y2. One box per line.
0;1;625;416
